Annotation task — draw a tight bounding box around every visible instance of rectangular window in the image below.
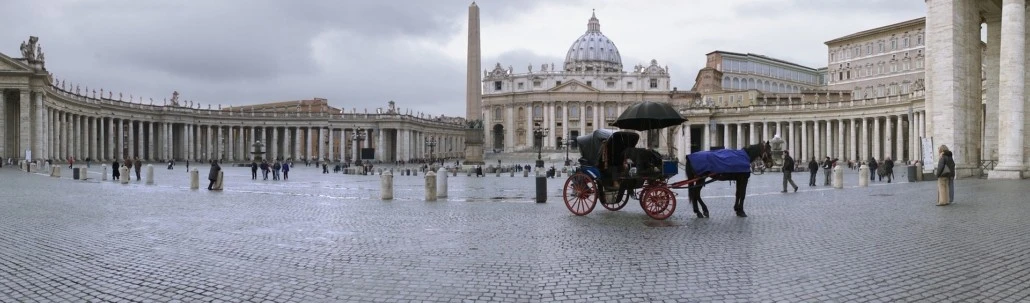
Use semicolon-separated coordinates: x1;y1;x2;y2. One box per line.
586;81;592;87
606;81;615;88
555;81;562;86
494;81;502;91
533;80;541;87
627;81;633;88
649;78;658;88
517;82;524;89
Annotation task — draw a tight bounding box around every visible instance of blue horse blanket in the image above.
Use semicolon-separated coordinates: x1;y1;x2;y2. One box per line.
686;149;752;175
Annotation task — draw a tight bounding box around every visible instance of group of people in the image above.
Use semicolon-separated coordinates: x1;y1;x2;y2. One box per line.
110;157;143;181
781;153;842;192
251;160;290;181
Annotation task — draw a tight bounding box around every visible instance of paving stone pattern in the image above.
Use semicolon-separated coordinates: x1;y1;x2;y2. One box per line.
1;164;1028;302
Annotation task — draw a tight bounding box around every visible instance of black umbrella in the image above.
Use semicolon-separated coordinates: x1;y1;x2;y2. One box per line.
610;101;687;131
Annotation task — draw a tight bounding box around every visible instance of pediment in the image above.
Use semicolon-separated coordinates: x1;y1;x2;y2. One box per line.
548;80;600;93
0;52;33;72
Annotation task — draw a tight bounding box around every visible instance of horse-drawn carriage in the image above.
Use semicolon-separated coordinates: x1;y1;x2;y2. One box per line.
562;101;774;220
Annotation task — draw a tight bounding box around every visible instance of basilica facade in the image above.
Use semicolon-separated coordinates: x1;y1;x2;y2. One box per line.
480;12;673;153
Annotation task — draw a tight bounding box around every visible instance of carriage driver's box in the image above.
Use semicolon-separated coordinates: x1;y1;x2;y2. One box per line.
662;160;678;177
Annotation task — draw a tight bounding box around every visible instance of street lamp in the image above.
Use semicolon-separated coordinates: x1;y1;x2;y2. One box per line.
564;135;576;167
424;136;437;165
533;122;549;168
352;126;366;165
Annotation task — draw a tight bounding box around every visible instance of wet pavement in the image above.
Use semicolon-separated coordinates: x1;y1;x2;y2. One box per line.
1;164;1028;302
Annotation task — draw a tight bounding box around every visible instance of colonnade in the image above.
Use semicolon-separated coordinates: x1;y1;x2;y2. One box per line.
484;101;636;152
681;111;926;164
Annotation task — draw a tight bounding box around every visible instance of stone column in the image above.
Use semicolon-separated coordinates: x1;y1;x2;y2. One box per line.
18;91;30;159
837;119;845;161
87;117;94;161
271;126;279;161
0;92;5;158
851;119;859;163
873;117;881;160
734;123;744;149
684;124;692;155
749;122;758;144
34;91;43;162
74;115;81;159
884;117;893;160
860;117;869;161
721;124;730;148
800;121;808;161
108;118;115;160
926;0;984;174
992;0;1026;178
306;127;313;160
814;120;822;159
984;16;1002;161
293;128;301;160
283;127;291;160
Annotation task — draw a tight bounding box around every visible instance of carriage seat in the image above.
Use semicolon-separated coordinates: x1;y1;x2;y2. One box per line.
623;148;663;177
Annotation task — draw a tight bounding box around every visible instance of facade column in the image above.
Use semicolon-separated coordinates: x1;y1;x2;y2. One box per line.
885;116;894;160
896;116;905;162
984;16;1002;161
873;117;881;160
271;126;279;161
74;115;81;159
702;123;711;151
684;124;692;155
749;122;758;144
992;0;1026;178
18;91;30;160
851;119;859;163
129;121;136;159
800;121;808;162
735;123;745;149
147;122;154;161
108;118;115;160
861;117;869;161
814;121;823;160
837;119;845;161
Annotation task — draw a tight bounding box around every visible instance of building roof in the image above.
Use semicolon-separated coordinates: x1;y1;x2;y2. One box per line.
564;11;623;72
706;50;819;71
824;17;925;45
223;98;340;113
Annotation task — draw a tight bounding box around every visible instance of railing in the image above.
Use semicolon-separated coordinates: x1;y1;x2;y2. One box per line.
680;89;925;115
978;160;997;178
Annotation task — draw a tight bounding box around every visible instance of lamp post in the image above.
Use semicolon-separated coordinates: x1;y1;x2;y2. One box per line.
533;122;549;168
564;135;575;167
352;126;366;165
424;136;437;165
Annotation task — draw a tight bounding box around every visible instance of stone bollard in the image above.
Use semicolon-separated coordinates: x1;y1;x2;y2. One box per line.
858;164;869;187
381;170;394;200
524;170;529;177
915;163;924;181
496;170;501;177
79;166;88;180
437;168;448;198
189;168;200;189
120;166;130;184
425;171;437;201
832;165;844;189
30;163;37;173
51;166;61;178
557;170;562;178
102;164;108;181
212;171;224;190
466;169;472;177
510;170;514;177
146;164;155;185
452;169;457;177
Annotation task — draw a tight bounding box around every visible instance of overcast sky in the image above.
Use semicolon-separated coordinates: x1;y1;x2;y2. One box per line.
2;0;925;117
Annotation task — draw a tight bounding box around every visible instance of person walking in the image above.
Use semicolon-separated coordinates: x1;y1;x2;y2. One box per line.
133;157;143;181
322;162;329;174
260;161;270;180
781;151;798;193
207;160;221;190
111;161;120;180
822;157;832;186
935;145;955;206
868;157;879;182
884;157;895;183
282;161;290;180
807;157;819;186
272;161;282;180
250;161;258;180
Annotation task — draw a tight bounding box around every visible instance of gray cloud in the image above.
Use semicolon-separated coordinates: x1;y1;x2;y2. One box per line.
1;0;925;117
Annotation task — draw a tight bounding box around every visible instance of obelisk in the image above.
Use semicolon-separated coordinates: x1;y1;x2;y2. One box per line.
463;1;485;165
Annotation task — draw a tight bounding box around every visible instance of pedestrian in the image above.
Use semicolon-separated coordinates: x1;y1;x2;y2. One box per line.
111;161;120;180
260;161;270;180
884;157;895;183
822;157;832;186
807;157;819;186
134;157;143;181
868;157;879;182
207;160;221;190
185;160;190;171
124;158;133;177
935;145;955;206
282;161;290;180
272;161;281;180
322;162;329;174
250;161;258;180
781;151;798;193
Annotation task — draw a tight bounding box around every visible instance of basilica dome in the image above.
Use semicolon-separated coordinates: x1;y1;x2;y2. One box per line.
563;12;623;73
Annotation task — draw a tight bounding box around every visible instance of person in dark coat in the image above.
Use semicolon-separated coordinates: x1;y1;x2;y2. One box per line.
935;145;955;205
112;161;120;180
133;157;143;181
884;157;895;183
822;157;832;186
807;158;819;186
868;157;879;182
207;160;221;190
781;151;798;193
250;161;258;180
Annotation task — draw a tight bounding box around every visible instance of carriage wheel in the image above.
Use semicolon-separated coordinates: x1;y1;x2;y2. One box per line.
599;185;628;211
641;187;676;220
563;172;597;216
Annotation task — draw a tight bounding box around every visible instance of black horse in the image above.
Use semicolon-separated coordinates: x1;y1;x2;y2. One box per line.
683;143;774;218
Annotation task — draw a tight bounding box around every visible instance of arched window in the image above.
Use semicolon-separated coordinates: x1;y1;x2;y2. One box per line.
494;107;503;120
517;107;526;120
723;76;730;88
585;106;594;119
532;105;542;119
555;106;563;119
570;105;580;118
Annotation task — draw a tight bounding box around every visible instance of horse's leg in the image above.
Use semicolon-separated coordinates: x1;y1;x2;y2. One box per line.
689;185;708;218
734;175;750;217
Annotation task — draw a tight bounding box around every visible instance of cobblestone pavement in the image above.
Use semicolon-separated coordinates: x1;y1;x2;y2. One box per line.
1;164;1028;302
